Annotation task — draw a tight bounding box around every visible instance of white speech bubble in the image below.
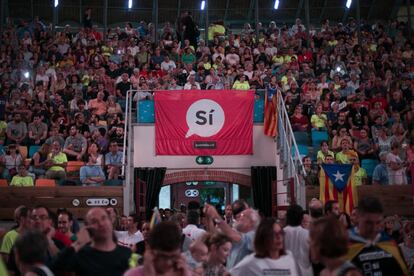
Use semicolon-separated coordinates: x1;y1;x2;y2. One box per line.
185;99;225;138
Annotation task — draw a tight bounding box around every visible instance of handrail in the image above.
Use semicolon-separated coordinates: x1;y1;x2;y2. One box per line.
276;90;307;208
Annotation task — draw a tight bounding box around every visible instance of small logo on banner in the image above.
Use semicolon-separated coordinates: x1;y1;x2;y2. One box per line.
185;189;199;198
185;99;225;138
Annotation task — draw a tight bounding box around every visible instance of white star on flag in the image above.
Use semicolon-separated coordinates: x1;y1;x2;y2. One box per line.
333;171;344;182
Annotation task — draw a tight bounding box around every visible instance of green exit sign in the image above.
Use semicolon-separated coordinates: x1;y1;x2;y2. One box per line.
196;156;214;165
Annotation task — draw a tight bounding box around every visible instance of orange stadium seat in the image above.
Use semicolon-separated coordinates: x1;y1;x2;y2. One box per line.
35;179;56;187
0;179;8;186
66;161;85;173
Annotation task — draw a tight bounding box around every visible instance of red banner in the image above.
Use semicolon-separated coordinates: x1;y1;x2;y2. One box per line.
155;90;254;155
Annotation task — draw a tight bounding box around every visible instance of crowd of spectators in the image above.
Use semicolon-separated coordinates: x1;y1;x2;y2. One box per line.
0;11;413;187
1;197;413;275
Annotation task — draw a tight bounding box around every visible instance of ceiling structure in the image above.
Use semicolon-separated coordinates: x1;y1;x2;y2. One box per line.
3;0;408;28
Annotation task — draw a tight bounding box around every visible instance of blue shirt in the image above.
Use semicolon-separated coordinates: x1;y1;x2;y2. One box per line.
105;151;123;166
226;230;255;270
80;165;105;183
372;163;388;185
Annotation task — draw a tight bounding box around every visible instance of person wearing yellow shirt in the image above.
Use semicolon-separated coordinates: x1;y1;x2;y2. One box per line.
350;155;367;186
310;104;327;130
316;141;335;165
232;75;250;90
45;141;67;180
335;139;357;164
208;22;225;41
10;165;34;187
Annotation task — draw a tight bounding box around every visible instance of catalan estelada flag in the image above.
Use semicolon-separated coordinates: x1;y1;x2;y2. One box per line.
264;88;278;137
319;164;358;214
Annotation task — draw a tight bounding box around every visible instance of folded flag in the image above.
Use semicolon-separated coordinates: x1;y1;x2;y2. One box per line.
149;207;161;229
264;88;278;137
319;164;357;214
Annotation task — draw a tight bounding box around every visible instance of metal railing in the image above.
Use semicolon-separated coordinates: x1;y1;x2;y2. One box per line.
276;90;307;208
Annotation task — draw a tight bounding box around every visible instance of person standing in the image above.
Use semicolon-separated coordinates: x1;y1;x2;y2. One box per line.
52;207;131;275
284;204;313;276
345;197;409;275
231;218;298;275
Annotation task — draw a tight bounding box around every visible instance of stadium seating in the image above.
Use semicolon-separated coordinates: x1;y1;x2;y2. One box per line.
361;159;379;178
0;179;8;186
293;132;309;145
29;145;41;158
311;130;328;147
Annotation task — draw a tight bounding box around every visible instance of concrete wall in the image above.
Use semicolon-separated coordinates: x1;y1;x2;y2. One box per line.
133;124;277;177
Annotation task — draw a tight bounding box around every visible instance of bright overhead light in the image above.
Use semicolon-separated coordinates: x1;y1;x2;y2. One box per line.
200;0;205;10
274;0;280;10
345;0;352;9
128;0;133;9
54;0;59;7
23;71;30;79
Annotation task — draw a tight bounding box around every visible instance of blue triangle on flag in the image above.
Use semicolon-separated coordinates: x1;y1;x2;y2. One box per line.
321;164;353;192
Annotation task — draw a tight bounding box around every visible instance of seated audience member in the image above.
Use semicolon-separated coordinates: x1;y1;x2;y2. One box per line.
303;156;318;186
350;155;367;186
310;104;327;130
399;222;414;273
10;164;33;187
386;142;407;185
63;125;87;161
6;113;27;145
332;127;353;152
317;140;335;164
346;197;409;275
290;104;309;132
88;91;108;119
125;221;192;276
231;218;298;275
372;151;389;185
88;142;103;166
309;217;361;276
91;128;109;153
45;141;67;180
353;128;376;160
45;125;65;148
30;143;51;178
28;115;48;146
105;141;123;180
335;139;357;164
52;207;132;275
80;153;106;186
1;144;23;179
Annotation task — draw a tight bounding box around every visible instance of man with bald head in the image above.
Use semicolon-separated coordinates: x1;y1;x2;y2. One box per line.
52;207;131;275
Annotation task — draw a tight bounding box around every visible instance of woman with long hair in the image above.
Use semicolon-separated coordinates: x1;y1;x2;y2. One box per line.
310;216;361;276
231;218;298;275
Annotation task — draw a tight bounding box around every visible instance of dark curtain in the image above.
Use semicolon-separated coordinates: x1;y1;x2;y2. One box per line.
251;166;277;217
134;167;166;220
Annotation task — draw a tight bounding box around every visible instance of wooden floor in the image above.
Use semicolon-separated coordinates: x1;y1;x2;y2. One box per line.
306;185;414;217
0;186;124;220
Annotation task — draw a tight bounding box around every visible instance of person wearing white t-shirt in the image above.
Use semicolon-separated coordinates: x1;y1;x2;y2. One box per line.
231;218;299;276
115;215;143;248
182;210;206;242
284;204;313;276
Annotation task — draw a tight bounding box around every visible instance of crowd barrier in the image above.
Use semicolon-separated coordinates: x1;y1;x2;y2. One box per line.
0;186;123;220
306;185;414;217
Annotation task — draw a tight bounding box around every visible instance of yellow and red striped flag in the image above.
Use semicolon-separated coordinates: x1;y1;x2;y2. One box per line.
319;164;358;214
264;88;278;137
